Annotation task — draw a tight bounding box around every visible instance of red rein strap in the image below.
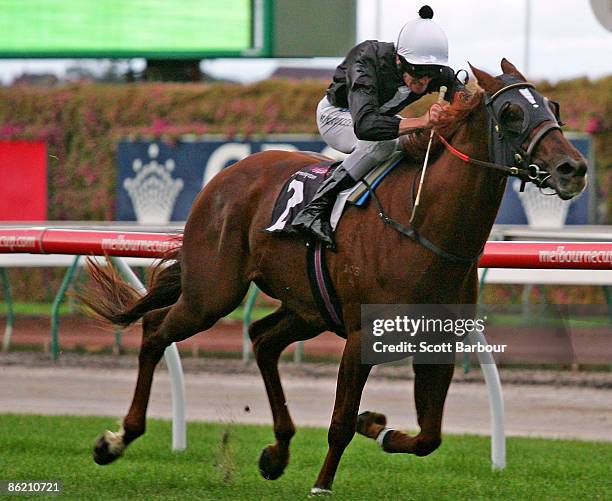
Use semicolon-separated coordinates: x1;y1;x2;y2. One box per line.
434;131;521;176
435;132;470;162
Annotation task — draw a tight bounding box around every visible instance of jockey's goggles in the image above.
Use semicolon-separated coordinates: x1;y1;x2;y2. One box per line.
397;56;442;80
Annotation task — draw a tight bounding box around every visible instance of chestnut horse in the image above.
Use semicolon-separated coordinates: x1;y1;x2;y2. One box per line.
83;60;586;495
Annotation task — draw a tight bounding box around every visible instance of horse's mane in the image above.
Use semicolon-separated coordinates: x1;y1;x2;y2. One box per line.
399;88;484;163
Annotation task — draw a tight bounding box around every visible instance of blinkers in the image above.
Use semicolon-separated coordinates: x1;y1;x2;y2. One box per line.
484;74;562;189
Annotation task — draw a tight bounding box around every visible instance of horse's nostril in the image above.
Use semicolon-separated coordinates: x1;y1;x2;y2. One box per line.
556;161;587;178
556;163;574;176
576;163;587;177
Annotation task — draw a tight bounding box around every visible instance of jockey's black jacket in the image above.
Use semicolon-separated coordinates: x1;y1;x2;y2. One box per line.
326;40;459;141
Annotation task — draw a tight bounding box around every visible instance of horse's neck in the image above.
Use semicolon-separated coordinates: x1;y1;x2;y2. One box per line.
416;100;507;260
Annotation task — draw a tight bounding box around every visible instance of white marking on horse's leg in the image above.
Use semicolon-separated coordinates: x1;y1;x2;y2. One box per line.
103;426;126;456
376;427;395;449
309;486;333;496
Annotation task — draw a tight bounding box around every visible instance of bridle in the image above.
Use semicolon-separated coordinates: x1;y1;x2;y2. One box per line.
438;76;563;192
364;75;564;264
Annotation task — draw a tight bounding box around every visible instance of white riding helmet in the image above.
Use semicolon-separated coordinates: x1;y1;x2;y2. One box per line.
396;5;448;66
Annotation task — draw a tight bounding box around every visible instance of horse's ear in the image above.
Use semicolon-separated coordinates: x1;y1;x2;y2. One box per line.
468;63;501;93
500;58;527;80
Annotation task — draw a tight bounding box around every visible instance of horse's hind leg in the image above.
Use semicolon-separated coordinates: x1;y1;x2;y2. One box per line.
93;305;171;464
357;363;454;456
250;308;321;481
93;288;247;464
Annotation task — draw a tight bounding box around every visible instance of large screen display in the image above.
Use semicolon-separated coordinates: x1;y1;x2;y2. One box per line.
0;0;255;57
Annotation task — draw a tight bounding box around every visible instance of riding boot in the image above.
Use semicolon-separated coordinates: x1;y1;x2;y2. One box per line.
291;166;355;249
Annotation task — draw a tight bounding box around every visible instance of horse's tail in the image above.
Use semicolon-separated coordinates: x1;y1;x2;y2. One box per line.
80;248;182;327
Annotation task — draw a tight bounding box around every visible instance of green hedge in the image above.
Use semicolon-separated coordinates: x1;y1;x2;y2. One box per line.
0;80;326;220
0;77;609;220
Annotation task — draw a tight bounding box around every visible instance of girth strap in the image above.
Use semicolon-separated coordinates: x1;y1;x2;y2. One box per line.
306;241;346;333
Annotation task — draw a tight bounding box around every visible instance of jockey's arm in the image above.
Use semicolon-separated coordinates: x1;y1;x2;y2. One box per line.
397;103;443;136
345;50;450;141
347;53;410;141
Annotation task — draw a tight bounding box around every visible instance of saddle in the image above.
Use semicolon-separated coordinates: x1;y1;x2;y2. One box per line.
266;151;404;234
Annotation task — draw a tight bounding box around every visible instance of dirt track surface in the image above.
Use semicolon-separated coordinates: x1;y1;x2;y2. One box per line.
4;316;346;357
1;353;611;442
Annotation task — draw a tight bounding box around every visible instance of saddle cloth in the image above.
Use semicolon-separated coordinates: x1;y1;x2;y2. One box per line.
266;152;404;234
266;161;339;233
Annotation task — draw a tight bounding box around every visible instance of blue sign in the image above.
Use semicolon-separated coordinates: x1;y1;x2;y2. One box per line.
117;135;593;226
116;138;330;223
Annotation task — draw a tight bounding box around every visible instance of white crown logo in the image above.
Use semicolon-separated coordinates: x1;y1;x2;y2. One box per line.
124;144;184;224
512;179;575;228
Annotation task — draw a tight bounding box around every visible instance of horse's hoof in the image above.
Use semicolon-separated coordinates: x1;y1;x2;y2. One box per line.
356;411;387;436
92;432;124;465
309;486;333;496
258;445;286;480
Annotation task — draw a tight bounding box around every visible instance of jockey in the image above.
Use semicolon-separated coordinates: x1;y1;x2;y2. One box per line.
292;5;460;249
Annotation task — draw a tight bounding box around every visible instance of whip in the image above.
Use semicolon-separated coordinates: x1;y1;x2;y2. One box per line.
409;85;447;225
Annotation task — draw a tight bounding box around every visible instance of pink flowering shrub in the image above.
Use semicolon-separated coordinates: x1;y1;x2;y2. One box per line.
0;80;325;220
0;76;608;220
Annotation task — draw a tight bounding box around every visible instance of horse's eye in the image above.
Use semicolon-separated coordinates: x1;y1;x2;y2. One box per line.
501;105;524;133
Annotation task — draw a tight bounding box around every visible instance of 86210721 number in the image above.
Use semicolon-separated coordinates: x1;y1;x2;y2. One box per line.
0;481;62;496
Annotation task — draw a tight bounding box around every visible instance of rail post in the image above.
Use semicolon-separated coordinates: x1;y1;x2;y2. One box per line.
466;329;506;470
1;268;14;352
50;255;81;360
242;284;259;363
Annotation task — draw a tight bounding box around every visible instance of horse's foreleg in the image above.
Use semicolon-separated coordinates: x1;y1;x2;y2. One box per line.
251;308;319;481
312;332;371;495
358;363;454;456
93;298;217;465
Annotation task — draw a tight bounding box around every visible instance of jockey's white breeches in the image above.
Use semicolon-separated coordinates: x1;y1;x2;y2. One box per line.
316;96;397;181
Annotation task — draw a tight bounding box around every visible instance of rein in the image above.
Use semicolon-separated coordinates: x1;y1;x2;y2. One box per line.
363;178;483;264
436;132;520;175
435;129;558;185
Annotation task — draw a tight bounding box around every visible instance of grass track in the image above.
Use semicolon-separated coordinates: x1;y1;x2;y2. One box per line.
0;414;610;500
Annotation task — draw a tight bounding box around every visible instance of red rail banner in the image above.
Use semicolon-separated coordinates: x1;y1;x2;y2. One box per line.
0;228;611;269
0;229;181;258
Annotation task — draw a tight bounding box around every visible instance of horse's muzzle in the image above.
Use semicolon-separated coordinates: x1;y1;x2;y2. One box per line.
549;156;588;200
